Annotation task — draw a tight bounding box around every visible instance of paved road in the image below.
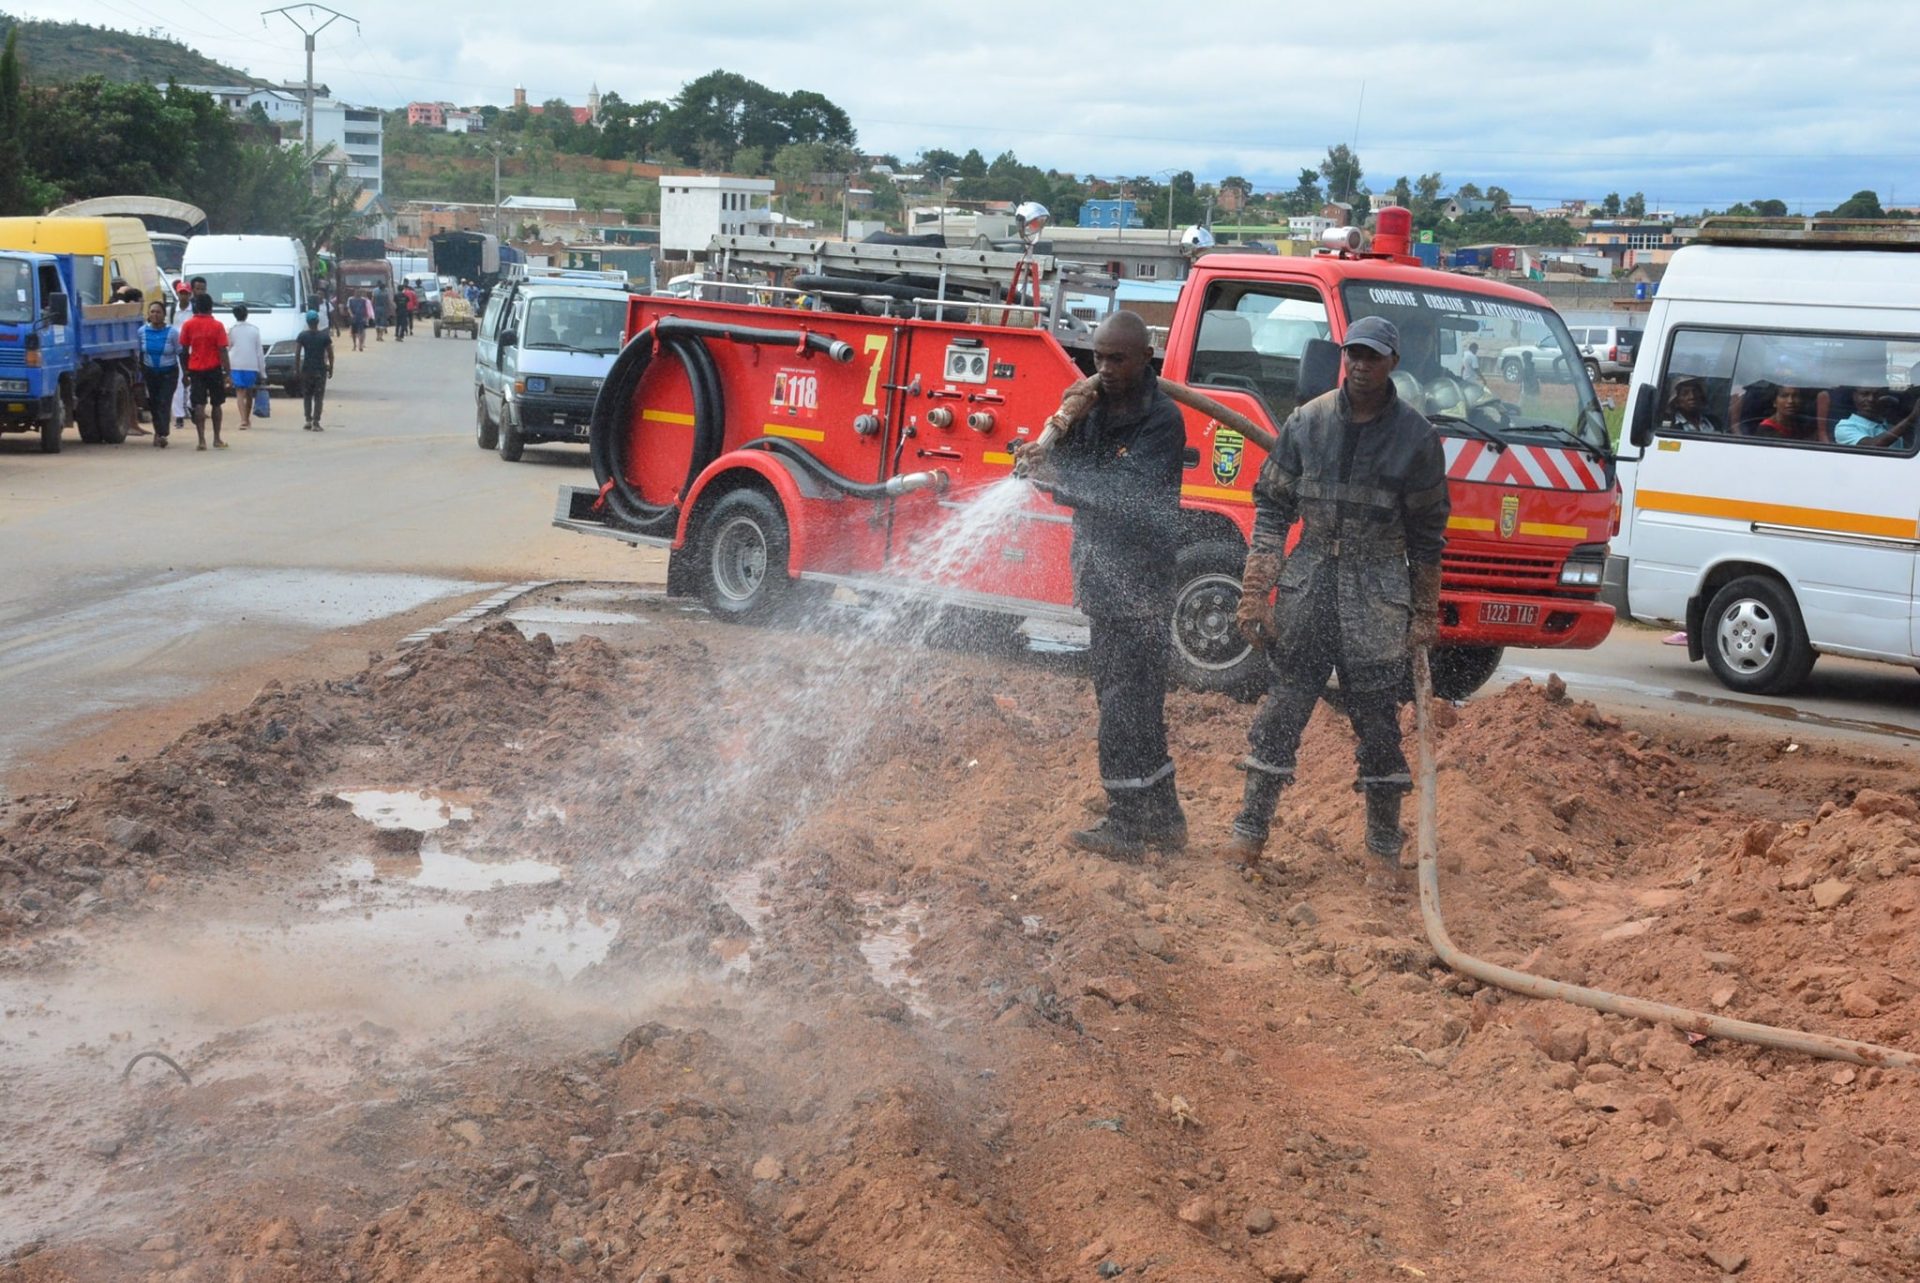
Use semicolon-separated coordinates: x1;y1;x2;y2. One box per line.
0;330;659;794
6;328;1919;791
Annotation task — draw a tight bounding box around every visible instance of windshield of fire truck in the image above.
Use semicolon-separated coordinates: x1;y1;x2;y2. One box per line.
1341;281;1610;453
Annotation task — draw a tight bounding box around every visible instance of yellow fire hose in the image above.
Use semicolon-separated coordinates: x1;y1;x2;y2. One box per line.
1035;374;1916;1071
1410;648;1919;1072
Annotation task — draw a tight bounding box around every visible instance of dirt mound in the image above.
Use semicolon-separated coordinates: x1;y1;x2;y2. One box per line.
6;614;1920;1282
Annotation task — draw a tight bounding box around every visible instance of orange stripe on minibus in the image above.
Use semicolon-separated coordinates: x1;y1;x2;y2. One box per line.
1634;490;1918;540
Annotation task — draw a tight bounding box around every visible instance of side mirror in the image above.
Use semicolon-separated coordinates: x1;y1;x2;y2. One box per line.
1628;383;1655;448
45;293;69;325
498;329;517;348
1296;338;1341;404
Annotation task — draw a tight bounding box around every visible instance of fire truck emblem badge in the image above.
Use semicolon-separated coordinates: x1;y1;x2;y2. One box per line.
1499;493;1520;539
1211;427;1244;485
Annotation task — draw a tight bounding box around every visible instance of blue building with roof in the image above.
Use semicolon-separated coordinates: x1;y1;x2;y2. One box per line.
1079;199;1144;229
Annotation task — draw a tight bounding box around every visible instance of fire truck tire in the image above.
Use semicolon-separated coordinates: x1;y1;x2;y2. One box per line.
1428;645;1505;701
1701;575;1816;696
696;488;793;622
475;389;498;449
1169;540;1265;702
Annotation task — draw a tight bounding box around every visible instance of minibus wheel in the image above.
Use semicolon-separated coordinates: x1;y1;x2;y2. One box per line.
1702;575;1816;695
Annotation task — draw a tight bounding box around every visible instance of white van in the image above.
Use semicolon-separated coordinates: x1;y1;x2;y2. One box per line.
181;235;323;393
474;277;632;462
1609;218;1920;694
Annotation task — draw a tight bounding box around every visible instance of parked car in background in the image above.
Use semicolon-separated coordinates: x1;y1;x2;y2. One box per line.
1563;319;1643;381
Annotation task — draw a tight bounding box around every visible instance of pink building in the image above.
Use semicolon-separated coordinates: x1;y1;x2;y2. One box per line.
407;101;448;128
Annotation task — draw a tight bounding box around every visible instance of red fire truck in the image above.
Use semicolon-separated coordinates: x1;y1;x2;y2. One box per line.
554;208;1616;699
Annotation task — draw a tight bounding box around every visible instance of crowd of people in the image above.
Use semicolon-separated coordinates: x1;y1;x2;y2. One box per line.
125;274;339;448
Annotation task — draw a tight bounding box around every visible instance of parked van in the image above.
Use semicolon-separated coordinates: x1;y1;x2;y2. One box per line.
474;276;631;462
0;216;166;306
182;235;322;393
1610;217;1920;694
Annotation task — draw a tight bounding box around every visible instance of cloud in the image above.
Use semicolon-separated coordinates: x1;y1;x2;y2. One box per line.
23;0;1920;209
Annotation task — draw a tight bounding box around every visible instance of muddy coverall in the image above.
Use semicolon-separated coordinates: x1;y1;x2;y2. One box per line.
1244;386;1449;796
1047;383;1187;836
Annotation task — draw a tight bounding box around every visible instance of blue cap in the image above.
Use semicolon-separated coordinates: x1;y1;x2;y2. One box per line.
305;310;320;324
1343;315;1400;356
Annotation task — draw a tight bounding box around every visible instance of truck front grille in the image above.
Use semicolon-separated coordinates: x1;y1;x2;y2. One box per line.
1442;547;1561;593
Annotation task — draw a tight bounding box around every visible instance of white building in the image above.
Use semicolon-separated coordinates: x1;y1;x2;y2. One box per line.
446;110;485;134
1288;214;1333;241
172;82;383;193
659;176;777;256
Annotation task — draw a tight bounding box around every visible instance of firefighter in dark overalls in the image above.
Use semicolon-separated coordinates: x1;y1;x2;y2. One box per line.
1231;316;1450;863
1025;311;1188;859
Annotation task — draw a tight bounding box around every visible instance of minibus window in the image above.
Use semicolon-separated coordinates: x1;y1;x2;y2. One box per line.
1656;325;1920;453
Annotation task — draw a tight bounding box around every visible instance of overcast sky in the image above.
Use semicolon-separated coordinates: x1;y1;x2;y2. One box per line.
21;0;1920;212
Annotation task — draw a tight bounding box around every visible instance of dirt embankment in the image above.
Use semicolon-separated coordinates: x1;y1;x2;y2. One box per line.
3;613;1919;1283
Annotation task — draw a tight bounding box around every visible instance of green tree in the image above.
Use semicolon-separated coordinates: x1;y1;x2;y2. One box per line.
1319;144;1362;204
1455;181;1482;200
1599;191;1622;216
0;29;44;215
1752;198;1788;217
1487;185;1511;209
958;147;987;179
730;144;767;176
1389;175;1412;209
1415;172;1444;207
918;148;960;180
1287;166;1322;215
1622;191;1647;218
1830;189;1884;218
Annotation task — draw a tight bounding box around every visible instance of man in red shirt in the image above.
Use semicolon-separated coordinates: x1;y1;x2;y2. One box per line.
178;294;233;450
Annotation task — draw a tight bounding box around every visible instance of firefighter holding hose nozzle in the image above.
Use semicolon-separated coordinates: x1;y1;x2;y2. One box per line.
1231;316;1449;866
1015;311;1188;860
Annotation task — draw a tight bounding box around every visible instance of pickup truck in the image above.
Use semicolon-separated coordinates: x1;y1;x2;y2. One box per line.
0;251;142;452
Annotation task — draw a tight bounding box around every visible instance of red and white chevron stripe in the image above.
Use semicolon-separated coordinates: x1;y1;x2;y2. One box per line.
1442;437;1608;491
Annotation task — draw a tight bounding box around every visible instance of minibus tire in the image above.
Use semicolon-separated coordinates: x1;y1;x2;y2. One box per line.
475;389;498;449
1702;575;1816;696
1170;540;1265;702
696;488;793;623
497;407;525;462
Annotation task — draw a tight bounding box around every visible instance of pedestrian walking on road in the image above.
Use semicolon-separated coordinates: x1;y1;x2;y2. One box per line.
1017;311;1188;861
177;293;233;451
373;284;390;342
1232;315;1450;867
347;291;371;352
226;304;264;430
296;310;334;431
138;300;181;449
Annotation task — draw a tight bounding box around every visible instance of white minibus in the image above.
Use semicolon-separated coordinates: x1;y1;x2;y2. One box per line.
181;235;324;394
1609;218;1920;694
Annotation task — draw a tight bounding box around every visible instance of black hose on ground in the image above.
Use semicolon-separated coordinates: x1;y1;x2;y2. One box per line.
590;319;856;536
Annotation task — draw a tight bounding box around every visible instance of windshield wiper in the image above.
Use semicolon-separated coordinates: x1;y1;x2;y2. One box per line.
1426;412;1512;452
1509;419;1610;461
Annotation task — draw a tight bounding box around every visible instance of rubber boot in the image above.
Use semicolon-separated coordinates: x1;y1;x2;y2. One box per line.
1229;770;1288;862
1364;788;1406;862
1070;791;1147;861
1138;775;1188;853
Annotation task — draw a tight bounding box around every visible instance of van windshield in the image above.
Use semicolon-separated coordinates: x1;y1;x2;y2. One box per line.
1342;281;1610;453
197;271;296;310
521;295;628;355
150;239;186;274
0;259;32;324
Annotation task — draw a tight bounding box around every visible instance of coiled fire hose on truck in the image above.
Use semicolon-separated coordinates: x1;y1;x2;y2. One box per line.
590;318;856;536
1032;376;1918;1071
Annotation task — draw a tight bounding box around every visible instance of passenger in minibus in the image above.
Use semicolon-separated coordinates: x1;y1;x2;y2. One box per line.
1832;386;1920;449
1750;385;1819;441
1666;377;1723;433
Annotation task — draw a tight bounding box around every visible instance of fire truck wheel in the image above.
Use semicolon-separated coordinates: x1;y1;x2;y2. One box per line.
1428;645;1505;701
697;488;792;622
1702;575;1816;696
1169;540;1265;702
475;389;499;450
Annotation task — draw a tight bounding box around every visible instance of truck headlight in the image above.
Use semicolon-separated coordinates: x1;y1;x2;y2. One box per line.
524;376;548;393
1559;543;1608;587
0;378;27;394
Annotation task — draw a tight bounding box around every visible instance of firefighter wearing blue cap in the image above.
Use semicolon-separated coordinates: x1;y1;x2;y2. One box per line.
1230;314;1450;866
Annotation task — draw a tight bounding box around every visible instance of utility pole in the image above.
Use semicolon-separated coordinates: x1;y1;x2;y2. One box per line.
262;4;355;156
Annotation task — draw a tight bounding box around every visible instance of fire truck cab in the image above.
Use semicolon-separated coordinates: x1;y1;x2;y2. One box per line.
557;212;1617;700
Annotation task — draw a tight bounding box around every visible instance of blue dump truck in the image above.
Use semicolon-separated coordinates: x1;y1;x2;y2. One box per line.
0;251;143;453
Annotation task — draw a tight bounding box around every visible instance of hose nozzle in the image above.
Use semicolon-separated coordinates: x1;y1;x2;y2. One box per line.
883;469;949;497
